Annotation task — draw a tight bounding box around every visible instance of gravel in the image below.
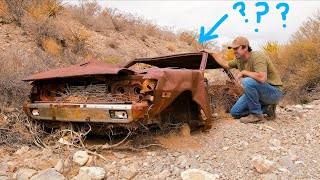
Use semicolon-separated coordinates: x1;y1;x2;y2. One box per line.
0;100;320;179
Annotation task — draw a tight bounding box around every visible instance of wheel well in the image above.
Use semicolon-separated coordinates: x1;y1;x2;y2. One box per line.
159;91;203;129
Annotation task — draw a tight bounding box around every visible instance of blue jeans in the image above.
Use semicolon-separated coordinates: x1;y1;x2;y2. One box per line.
230;77;282;118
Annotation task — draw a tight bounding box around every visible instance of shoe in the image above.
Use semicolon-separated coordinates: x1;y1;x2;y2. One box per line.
240;114;264;124
266;104;276;120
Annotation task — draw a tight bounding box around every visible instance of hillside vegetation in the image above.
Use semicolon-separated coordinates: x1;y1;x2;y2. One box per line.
0;0;217;107
0;0;319;107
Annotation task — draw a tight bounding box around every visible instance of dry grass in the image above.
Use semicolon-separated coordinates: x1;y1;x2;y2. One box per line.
167;45;176;52
1;0;318;107
263;11;320;103
26;0;63;21
42;37;61;55
177;29;219;51
1;0;26;24
0;46;83;107
68;2;178;42
0;1;9;20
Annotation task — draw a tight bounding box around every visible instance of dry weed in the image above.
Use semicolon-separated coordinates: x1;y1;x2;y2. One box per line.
167;45;176;52
42;37;61;55
178;29;219;51
2;0;26;24
264;11;320;103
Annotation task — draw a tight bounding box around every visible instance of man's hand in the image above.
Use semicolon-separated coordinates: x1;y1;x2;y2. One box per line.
202;49;215;54
236;70;267;83
202;49;231;69
235;71;245;81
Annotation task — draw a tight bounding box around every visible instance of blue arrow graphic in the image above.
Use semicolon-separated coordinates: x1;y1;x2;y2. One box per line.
199;14;229;43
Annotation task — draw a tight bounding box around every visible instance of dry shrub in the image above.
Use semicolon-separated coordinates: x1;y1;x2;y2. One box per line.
178;30;198;46
69;27;91;54
261;41;280;62
91;11;114;32
101;54;121;65
69;3;178;41
42;37;61;55
167;45;176;52
26;0;63;21
0;48;53;106
66;0;117;33
21;0;66;53
266;11;320;103
0;112;34;147
107;40;119;49
178;29;219;50
2;0;26;24
0;0;10;22
0;46;83;107
221;48;235;61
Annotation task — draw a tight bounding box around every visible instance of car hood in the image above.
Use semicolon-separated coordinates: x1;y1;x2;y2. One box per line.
22;60;135;81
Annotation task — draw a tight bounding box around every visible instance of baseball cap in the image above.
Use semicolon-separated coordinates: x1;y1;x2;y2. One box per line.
227;36;250;49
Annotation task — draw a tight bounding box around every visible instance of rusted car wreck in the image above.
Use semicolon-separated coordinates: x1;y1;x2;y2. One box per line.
23;52;236;134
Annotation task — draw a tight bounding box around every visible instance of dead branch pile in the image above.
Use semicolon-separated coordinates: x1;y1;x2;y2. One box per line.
55;83;134;103
0;110;34;147
208;84;239;113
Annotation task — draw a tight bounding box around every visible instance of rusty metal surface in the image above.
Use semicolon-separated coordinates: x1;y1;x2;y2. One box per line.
124;52;221;69
25;102;134;123
139;68;213;129
23;51;234;131
22;60;135;81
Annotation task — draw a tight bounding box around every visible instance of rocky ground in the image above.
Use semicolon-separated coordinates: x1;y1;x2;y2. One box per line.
0;100;320;180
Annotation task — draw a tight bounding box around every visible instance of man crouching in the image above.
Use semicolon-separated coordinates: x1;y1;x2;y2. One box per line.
204;36;283;123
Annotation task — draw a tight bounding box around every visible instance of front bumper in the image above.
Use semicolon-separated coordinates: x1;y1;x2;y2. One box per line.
23;102;142;123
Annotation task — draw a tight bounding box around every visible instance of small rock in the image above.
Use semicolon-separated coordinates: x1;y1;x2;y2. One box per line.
54;160;63;173
303;105;314;109
153;162;164;174
0;163;9;175
269;139;281;147
294;105;303;109
79;166;106;180
263;125;276;131
113;152;126;159
14;168;37;180
0;176;8;180
15;146;29;156
181;169;219;180
30;168;66;180
71;171;91;180
251;156;276;174
119;159;126;165
119;166;137;179
147;152;156;156
261;173;277;180
103;162;117;173
305;133;313;141
157;170;171;179
222;146;229;150
278;156;294;171
177;156;191;168
3;108;15;113
73;151;89;166
128;162;139;170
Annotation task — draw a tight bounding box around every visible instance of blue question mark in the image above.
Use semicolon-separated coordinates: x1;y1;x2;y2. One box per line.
255;2;269;32
233;1;248;23
276;3;289;28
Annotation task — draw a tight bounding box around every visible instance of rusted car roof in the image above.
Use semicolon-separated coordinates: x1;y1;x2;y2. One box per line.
22;60;135;81
124;52;221;69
